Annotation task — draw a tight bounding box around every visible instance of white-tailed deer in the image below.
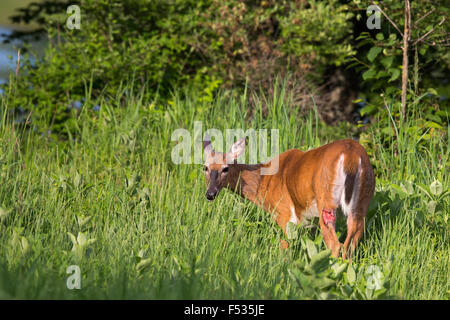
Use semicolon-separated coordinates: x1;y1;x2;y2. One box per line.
202;137;375;259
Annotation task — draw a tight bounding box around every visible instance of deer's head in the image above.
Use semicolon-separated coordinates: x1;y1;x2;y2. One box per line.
202;136;245;201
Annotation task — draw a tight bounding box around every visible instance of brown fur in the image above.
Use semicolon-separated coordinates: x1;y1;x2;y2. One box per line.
203;139;375;259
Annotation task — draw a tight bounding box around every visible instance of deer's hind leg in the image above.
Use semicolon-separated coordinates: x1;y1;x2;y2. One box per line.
342;213;365;260
342;168;373;260
317;198;342;258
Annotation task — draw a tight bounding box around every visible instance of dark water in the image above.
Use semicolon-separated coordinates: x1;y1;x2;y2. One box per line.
0;2;98;118
0;1;46;85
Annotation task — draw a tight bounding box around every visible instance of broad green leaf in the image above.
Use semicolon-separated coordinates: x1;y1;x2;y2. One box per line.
373;288;387;299
367;46;382;62
390;183;407;196
341;284;353;297
77;215;93;229
346;264;356;285
365;265;384;290
286;222;298;240
77;232;87;246
376;70;389;78
307;249;331;274
360;104;377;116
401;181;414;195
376;33;384;41
423;121;443;130
430;180;443;196
289;269;310;289
362;68;376;80
388;33;397;40
388;68;401;82
427;88;438;96
319;291;332;300
67;232;77;245
365;287;374;299
21;237;29;254
380;56;394;68
416;183;432;200
0;207;11;220
427;201;437;214
332;262;347;279
313;277;336;290
136;258;152;272
305;238;318;259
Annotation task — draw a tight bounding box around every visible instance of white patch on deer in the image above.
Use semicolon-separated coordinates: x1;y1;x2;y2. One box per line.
302;199;319;221
332;154;347;213
340;158;362;216
289;206;299;225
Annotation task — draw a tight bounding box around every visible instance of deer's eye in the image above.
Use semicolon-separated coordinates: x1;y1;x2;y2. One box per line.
222;167;229;173
203;166;208;172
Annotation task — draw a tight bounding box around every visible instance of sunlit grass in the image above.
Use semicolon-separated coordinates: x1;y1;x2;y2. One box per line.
0;84;448;299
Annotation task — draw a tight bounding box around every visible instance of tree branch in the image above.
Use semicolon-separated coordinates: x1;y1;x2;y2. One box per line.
412;17;446;46
371;1;403;36
414;8;435;27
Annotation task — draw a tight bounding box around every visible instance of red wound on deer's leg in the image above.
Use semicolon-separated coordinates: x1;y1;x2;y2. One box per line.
322;209;336;227
280;240;289;250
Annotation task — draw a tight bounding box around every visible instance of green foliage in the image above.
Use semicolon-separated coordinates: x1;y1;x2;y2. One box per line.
352;0;450;119
3;0;449;135
279;0;355;76
3;0;363;134
359;99;448;181
287;235;393;299
5;0;210;133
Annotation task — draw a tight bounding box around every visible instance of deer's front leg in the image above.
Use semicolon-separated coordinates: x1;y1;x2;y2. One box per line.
272;202;298;249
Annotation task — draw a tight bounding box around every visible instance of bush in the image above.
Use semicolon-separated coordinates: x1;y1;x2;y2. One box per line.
351;0;449;122
3;0;359;134
2;0;449;135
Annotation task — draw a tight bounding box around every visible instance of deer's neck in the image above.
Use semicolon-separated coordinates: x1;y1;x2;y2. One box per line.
226;164;263;203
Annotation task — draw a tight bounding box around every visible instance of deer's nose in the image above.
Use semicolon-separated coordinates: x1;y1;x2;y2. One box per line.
206;190;217;201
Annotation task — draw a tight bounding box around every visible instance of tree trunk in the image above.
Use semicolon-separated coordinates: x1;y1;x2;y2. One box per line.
401;0;411;122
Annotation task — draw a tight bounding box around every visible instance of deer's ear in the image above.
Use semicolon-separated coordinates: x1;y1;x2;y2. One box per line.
228;138;245;160
203;133;213;156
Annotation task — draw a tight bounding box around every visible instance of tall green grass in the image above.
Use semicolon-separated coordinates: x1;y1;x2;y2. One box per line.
0;84;448;299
